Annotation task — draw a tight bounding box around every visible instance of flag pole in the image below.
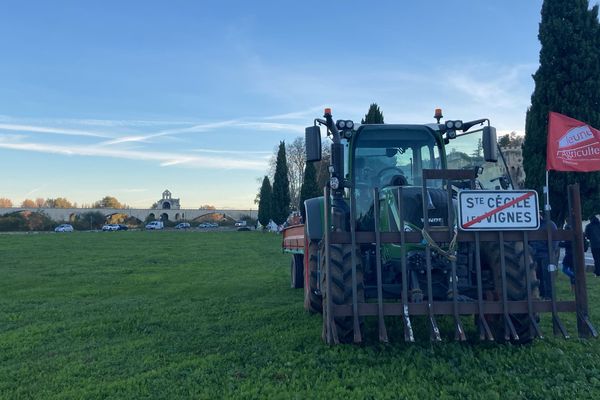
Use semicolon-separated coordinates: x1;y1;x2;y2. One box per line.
545;170;550;212
545;158;567;336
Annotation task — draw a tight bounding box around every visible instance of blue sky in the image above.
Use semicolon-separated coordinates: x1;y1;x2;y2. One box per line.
0;0;566;208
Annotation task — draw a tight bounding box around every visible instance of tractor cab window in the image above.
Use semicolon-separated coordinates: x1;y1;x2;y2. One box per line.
447;131;511;190
353;126;441;221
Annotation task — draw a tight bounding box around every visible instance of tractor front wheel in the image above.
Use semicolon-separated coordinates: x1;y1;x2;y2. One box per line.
482;241;539;343
304;240;322;313
321;243;364;344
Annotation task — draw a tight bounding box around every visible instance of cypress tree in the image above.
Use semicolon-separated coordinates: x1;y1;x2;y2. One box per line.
299;162;321;221
257;176;273;227
523;0;600;222
272;141;290;225
361;103;384;124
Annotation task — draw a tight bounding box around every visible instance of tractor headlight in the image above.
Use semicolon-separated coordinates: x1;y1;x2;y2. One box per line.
445;120;455;130
345;120;354;129
336;120;346;130
454;120;463;130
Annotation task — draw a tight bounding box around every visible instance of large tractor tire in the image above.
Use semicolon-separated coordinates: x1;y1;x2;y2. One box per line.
481;241;539;343
321;243;364;344
303;240;322;314
290;254;304;289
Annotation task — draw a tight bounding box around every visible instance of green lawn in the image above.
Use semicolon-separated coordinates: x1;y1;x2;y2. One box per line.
1;231;600;399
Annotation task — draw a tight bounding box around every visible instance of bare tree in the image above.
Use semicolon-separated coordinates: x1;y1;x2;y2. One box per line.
93;196;124;209
266;137;305;211
35;198;45;208
0;198;13;207
261;137;331;211
286;137;306;211
315;141;331;189
45;197;73;208
21;199;36;208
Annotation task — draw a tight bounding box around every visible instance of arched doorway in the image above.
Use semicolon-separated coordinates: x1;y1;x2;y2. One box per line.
175;213;180;220
147;213;156;221
162;201;171;209
160;213;169;221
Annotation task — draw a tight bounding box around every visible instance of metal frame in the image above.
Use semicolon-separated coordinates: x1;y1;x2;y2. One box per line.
321;169;597;343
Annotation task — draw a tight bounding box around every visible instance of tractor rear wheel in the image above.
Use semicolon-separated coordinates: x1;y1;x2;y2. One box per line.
304;240;322;313
321;243;364;344
482;241;539;343
290;254;304;289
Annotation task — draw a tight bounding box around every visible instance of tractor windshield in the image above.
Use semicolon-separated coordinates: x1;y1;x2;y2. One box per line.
446;130;511;189
353;125;442;220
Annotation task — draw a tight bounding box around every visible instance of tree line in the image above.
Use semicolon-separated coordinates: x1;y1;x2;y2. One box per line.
0;196;129;209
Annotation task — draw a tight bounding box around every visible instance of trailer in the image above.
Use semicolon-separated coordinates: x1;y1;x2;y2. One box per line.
282;224;305;289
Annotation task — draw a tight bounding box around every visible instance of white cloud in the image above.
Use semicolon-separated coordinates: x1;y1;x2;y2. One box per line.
116;188;148;193
443;63;536;110
0;123;114;138
98;135;151;146
262;106;327;121
235;121;304;133
191;148;271;155
25;184;48;197
0;139;267;171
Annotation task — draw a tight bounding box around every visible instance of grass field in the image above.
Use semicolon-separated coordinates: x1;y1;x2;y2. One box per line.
1;231;600;399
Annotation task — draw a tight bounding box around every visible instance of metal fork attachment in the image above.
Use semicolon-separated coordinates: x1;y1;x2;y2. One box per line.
322;172;596;343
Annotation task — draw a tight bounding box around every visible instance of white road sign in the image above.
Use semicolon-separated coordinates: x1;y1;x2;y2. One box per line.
458;190;540;231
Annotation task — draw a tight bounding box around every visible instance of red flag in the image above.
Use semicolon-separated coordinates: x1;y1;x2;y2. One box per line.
546;112;600;172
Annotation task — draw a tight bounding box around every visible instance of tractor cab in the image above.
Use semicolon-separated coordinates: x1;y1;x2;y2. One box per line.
350;124;445;228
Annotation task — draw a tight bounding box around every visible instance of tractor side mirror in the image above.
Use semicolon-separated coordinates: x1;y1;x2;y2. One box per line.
482;126;498;162
305;126;322;162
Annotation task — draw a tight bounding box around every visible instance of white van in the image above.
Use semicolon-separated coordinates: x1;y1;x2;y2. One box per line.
145;221;164;230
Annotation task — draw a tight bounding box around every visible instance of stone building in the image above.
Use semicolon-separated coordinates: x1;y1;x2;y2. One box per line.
158;190;180;210
500;145;526;189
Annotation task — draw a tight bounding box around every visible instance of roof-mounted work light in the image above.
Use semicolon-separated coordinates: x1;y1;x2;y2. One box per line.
336;120;354;130
444;120;463;131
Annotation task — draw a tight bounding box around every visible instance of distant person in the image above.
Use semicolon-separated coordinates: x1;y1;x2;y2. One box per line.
584;215;600;277
531;212;558;298
560;223;589;292
560;227;576;292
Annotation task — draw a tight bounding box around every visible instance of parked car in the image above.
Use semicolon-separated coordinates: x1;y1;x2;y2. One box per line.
198;222;212;228
54;224;74;232
175;222;191;229
145;221;164;230
103;224;128;231
234;220;247;227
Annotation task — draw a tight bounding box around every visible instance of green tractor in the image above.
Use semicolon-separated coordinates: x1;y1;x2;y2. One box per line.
297;108;594;344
